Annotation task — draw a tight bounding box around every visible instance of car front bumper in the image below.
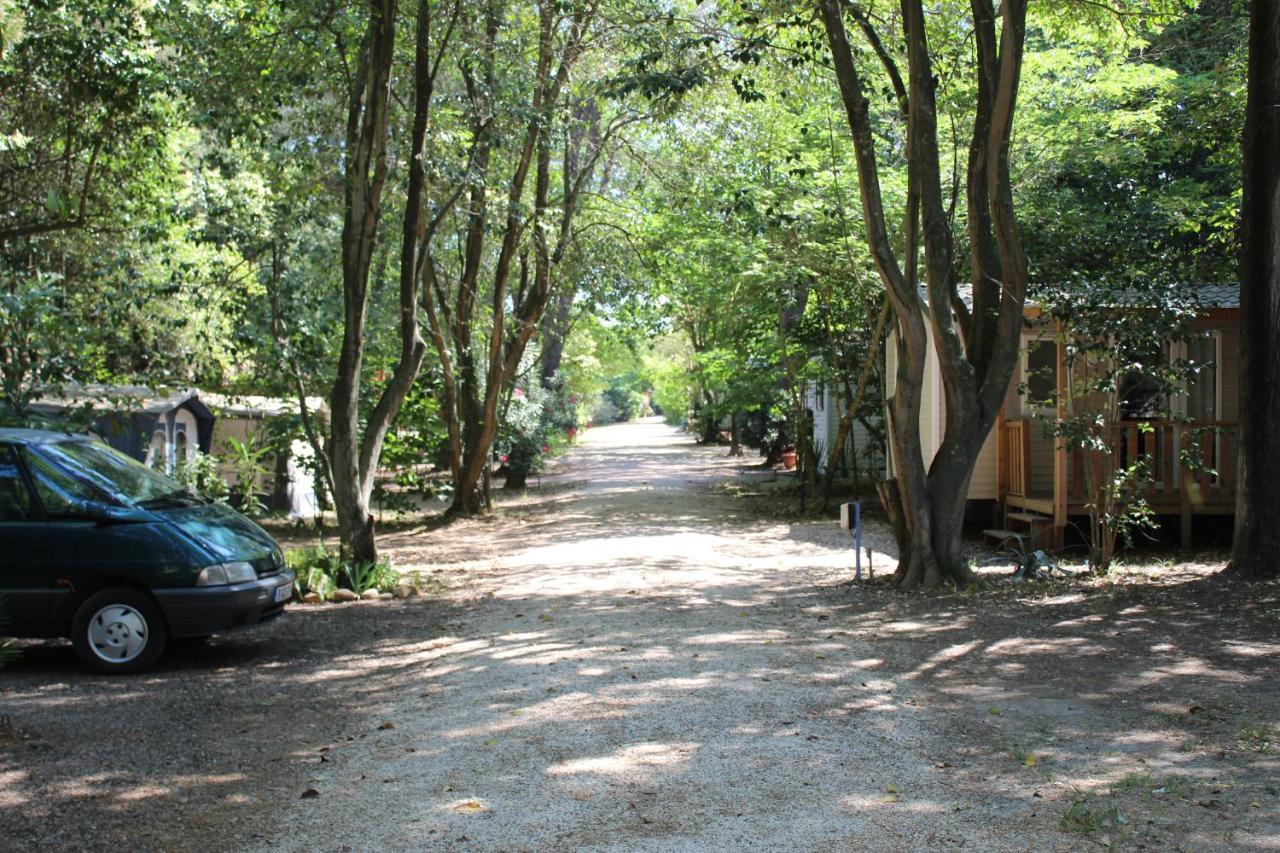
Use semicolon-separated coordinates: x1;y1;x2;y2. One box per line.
153;570;295;638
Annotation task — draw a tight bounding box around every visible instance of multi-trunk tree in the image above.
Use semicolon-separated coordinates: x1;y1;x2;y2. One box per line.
419;0;610;517
817;0;1032;588
329;0;466;562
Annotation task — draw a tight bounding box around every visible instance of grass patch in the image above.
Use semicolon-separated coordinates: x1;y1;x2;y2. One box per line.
1059;795;1124;834
1238;723;1277;754
1112;772;1198;800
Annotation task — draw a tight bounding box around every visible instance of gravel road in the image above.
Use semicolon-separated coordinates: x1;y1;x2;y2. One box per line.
253;420;1043;851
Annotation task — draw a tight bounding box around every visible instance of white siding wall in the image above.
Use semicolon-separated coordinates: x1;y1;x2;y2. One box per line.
805;380;883;477
884;326;1000;501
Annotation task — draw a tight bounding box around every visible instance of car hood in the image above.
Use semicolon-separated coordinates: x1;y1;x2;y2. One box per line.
159;502;281;565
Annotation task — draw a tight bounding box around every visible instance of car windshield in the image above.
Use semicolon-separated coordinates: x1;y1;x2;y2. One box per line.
30;439;197;509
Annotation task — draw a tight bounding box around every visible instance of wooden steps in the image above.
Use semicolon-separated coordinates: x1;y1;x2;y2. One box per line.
1002;507;1053;550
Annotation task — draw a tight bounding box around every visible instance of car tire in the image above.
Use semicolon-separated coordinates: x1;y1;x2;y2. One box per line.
71;589;168;674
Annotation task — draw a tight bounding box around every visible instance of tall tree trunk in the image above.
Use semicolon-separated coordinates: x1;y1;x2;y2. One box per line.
330;0;459;563
1231;0;1280;579
330;0;397;564
539;289;575;383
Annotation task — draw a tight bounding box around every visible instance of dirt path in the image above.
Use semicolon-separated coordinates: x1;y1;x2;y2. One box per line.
3;419;1276;851
257;420;1043;851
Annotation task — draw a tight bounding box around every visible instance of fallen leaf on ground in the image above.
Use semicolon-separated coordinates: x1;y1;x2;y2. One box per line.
453;800;486;813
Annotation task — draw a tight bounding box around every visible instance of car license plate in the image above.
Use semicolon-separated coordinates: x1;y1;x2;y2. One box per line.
273;583;292;603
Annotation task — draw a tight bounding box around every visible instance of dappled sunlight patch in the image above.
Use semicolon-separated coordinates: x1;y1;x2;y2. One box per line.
683;629;789;646
1130;657;1258;686
114;785;173;803
0;770;30;807
546;741;698;778
904;640;982;680
1219;640;1280;658
1109;730;1186;749
487;641;575;662
879;619;957;635
983;636;1109;657
839;695;901;715
1051;612;1104;628
837;790;950;814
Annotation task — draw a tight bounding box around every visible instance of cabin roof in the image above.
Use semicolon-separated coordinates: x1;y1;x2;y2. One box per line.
923;282;1239;312
29;384;201;415
200;392;328;419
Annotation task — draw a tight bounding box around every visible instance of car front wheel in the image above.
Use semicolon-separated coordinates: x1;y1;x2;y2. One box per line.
71;589;167;674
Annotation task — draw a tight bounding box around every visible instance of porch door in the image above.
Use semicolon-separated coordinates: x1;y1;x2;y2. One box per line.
1186;335;1220;423
1185;334;1221;477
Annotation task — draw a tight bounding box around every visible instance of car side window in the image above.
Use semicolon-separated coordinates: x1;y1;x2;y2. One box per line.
23;448;108;518
0;446;34;521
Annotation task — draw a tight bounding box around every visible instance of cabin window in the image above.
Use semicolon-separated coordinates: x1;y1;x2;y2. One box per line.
173;430;189;471
1021;338;1057;414
1184;333;1221;423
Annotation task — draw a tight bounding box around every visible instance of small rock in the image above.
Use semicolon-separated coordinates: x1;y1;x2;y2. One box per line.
379;592;393;601
393;584;417;599
333;589;359;603
360;589;381;601
302;592;322;605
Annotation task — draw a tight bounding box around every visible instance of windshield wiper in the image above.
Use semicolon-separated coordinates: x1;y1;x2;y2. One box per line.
138;489;205;509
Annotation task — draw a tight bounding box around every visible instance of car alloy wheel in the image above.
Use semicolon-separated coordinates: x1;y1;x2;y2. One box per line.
71;589;168;674
87;603;150;664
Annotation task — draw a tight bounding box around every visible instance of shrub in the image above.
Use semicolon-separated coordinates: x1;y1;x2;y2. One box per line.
286;546;399;600
174;452;230;503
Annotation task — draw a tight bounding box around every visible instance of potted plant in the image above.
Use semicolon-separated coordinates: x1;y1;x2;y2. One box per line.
780;446;798;470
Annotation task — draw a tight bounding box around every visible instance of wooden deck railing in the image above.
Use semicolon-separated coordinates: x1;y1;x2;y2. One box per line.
1065;420;1237;509
1001;417;1237;512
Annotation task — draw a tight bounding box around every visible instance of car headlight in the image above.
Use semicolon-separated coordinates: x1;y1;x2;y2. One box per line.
196;561;258;586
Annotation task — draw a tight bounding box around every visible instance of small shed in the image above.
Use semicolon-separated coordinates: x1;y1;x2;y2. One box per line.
29;384;214;473
27;385;326;520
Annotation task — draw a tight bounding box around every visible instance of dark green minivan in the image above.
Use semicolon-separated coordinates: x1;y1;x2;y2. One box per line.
0;428;293;673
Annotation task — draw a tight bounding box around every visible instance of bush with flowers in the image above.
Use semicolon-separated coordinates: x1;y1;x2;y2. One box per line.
494;379;574;489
